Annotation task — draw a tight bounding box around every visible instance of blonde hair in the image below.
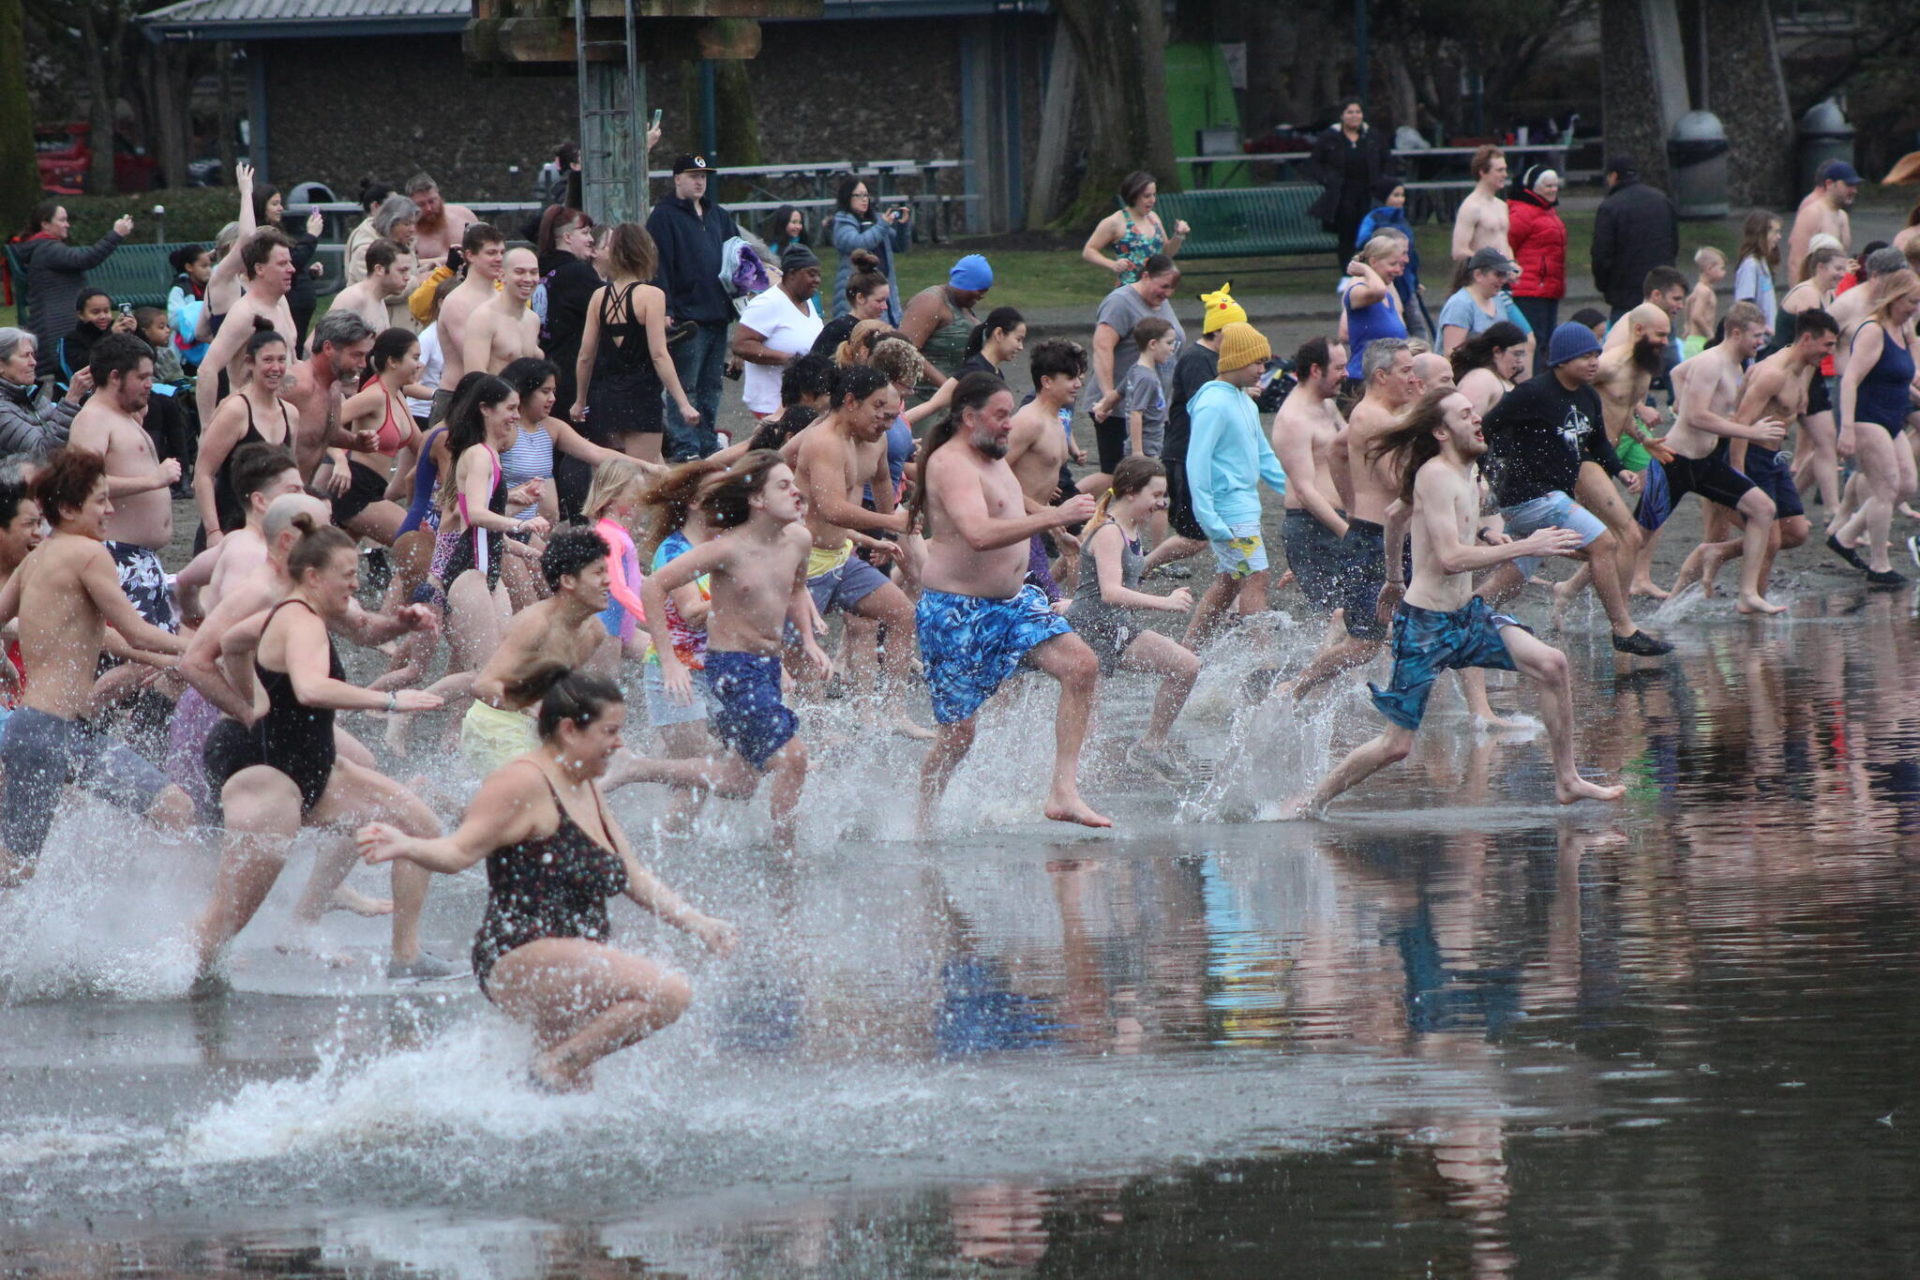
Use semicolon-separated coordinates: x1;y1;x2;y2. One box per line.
1357;233;1406;266
1870;269;1920;326
836;318;892;368
868;337;923;388
1693;246;1726;270
582;455;645;522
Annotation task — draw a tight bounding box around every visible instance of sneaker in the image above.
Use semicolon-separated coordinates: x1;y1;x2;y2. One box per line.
1128;741;1184;780
1157;561;1193;580
387;952;467;983
1865;568;1909;588
1828;533;1869;571
1612;630;1674;657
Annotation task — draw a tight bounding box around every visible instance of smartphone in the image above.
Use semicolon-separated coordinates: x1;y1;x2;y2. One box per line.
119;304;133;317
650;108;663;130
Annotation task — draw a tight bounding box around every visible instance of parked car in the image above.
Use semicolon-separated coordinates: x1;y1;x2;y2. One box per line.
34;122;161;194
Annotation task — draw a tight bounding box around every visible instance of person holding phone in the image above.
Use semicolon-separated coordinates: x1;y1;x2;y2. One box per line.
829;175;910;325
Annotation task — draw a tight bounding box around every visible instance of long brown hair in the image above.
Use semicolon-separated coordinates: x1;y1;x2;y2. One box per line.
1082;455;1165;542
1368;384;1460;507
637;456;726;562
1736;209;1781;270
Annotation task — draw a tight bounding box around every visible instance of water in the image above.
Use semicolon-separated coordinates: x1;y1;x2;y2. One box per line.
4;587;1920;1277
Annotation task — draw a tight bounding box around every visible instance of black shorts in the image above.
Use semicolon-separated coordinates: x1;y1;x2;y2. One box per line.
1635;445;1756;532
1807;371;1832;417
330;459;391;525
1282;508;1348;613
1741;446;1803;521
1339;518;1389;642
1162;458;1205;541
1093;410;1125;474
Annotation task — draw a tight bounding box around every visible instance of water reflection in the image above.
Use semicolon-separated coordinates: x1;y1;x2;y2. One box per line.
5;608;1920;1276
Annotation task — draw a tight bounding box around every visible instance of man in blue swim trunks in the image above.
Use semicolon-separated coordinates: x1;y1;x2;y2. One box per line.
911;372;1108;831
643;449;830;851
1283;387;1626;817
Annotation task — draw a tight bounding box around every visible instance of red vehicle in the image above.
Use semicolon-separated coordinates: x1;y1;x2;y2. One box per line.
34;122;160;195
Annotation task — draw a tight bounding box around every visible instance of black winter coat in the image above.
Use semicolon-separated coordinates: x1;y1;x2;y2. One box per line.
1590;177;1679;312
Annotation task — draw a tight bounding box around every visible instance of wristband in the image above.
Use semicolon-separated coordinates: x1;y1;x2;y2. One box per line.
386;691;398;713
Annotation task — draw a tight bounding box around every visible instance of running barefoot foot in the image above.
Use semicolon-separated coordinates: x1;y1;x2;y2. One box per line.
893;715;936;741
1550;576;1582;606
1697;546;1731;598
329;886;394;917
1275;793;1320;821
1630;579;1672;601
1044;790;1113;828
1736;591;1786;616
1556;775;1626;804
1471;711;1532;733
1274;569;1296;591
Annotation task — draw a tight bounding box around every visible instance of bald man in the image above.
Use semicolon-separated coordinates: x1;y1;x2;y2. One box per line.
462;246;543;377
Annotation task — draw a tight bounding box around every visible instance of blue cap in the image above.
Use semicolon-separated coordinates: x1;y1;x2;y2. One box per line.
1547;321;1602;366
949;254;993;291
1818;159;1862;186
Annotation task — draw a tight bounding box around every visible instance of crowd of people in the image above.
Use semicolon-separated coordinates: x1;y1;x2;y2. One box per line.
0;133;1916;1092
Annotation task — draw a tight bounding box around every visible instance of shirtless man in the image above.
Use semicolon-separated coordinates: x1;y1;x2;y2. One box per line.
789;365;926;729
911;372;1105;829
283;311;377;483
430;223;508;422
1005;339;1084;598
1410;351;1455;393
174;444;307;625
1271;337;1352;631
1452;145;1512;264
462;246;543;378
644;451;832;851
0;447;191;884
405;173;479;269
1698;309;1838;598
1289;338;1415;700
1629;302;1785;614
1786;161;1860;286
195;227;298;430
1282;390;1623;817
326;239;413;333
1585;303;1677;598
67;335;181;631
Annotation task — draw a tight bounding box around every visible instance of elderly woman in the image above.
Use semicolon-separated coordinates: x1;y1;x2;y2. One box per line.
346;193;421;284
0;327;87;460
1508;165;1567;336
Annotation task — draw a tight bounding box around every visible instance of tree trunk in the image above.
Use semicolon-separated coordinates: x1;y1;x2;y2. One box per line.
1050;0;1177;229
1599;0;1686;190
77;3;116;194
1704;0;1794;207
0;0;39;236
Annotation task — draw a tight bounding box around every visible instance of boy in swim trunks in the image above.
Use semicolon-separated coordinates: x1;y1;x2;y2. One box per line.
1282;389;1625;816
910;372;1106;830
643;450;829;850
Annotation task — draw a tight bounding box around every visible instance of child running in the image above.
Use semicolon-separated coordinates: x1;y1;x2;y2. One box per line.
640;450;829;850
1063;456;1199;776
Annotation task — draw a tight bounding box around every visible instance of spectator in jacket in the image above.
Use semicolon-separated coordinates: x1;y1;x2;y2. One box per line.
1591;154;1679;321
1356;179;1431;338
1508;166;1567;336
645;153;736;460
346;193;418;284
1308;101;1395;257
829;176;911;325
55;289;137;395
0;327;84;460
10;201;133;352
252;185;325;354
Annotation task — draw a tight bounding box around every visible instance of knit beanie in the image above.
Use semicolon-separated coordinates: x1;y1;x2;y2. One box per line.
1200;282;1247;335
1215;322;1271;373
1546;321;1602;366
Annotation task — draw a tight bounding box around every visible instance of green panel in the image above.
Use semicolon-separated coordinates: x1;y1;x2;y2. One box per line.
1164;42;1246;191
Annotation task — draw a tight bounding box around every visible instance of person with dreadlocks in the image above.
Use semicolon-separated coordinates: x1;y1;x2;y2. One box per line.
1281;386;1625;818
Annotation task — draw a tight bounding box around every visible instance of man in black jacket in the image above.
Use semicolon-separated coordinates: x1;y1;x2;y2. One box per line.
1591;154;1679;322
646;154;734;460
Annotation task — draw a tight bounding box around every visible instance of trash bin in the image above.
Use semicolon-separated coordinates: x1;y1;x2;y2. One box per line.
1668;110;1730;219
1797;99;1856;193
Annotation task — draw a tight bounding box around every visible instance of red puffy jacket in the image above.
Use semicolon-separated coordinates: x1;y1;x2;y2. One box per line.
1509;190;1566;300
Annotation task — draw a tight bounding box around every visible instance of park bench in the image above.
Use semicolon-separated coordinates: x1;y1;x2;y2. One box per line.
1152;185;1339;258
4;241;181;332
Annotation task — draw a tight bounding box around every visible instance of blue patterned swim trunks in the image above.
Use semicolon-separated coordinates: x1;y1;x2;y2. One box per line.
1368;596;1530;731
915;585;1073;725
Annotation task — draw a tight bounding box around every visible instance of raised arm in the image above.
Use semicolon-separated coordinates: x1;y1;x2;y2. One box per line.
195;307;254;427
206;163;258;295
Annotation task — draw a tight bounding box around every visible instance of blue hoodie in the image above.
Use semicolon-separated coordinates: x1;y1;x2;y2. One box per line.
1184;379;1286;539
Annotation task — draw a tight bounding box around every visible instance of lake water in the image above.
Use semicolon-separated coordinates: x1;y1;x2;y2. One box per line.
3;575;1918;1278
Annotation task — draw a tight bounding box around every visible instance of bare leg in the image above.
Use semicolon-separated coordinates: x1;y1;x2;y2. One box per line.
307;758;443;966
1582;531;1643;638
763;736;809;852
486;938;691;1091
918;718;976;833
1732;489;1783;614
291;831;392;924
1182;571;1255;650
1574;462;1640;606
1629;522;1670;598
194;767;301;975
1501;627;1625;804
1025;633;1111;827
1283;726;1417;816
851;582;932;738
1791;410;1840;518
1457;669;1524;730
1117;631;1199;748
1288;619;1380;702
1143;534;1206;573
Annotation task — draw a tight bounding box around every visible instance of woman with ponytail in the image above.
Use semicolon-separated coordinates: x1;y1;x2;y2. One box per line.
957;306;1027;379
195;511;451;984
1064;457;1199;772
360;665;738;1091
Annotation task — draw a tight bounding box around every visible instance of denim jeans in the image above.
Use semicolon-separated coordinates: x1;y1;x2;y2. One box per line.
666;320;730;460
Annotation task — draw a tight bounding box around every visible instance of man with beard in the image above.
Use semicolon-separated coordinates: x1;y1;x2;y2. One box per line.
1577;303;1677;599
405;173;479;270
282;311;378;483
1478;323;1671;654
1786;161;1860;287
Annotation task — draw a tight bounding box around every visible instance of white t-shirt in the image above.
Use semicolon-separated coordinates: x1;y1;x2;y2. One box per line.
407;323;443;420
737;288;823;415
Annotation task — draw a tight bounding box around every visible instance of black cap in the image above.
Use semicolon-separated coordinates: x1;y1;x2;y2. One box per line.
671;154;715;175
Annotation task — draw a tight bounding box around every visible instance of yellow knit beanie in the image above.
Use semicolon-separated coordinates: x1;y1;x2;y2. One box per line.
1215;321;1271;373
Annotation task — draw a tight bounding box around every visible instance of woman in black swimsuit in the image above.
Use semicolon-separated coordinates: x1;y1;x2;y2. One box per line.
194;325;296;545
571;222;699;487
194;514;450;981
359;666;737;1092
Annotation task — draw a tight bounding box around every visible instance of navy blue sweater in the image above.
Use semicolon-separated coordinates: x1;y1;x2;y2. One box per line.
645;195;734;325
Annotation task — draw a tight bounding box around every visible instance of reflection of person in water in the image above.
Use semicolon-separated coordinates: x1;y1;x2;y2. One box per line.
926;869;1055;1056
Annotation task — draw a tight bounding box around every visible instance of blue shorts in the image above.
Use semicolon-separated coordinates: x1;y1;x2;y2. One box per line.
705;650;797;770
1500;490;1608;577
1340;519;1390;642
916;585;1072;725
1369;597;1530;731
1741;446;1803;521
808;554;890;617
0;707;172;862
1209;522;1268;580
